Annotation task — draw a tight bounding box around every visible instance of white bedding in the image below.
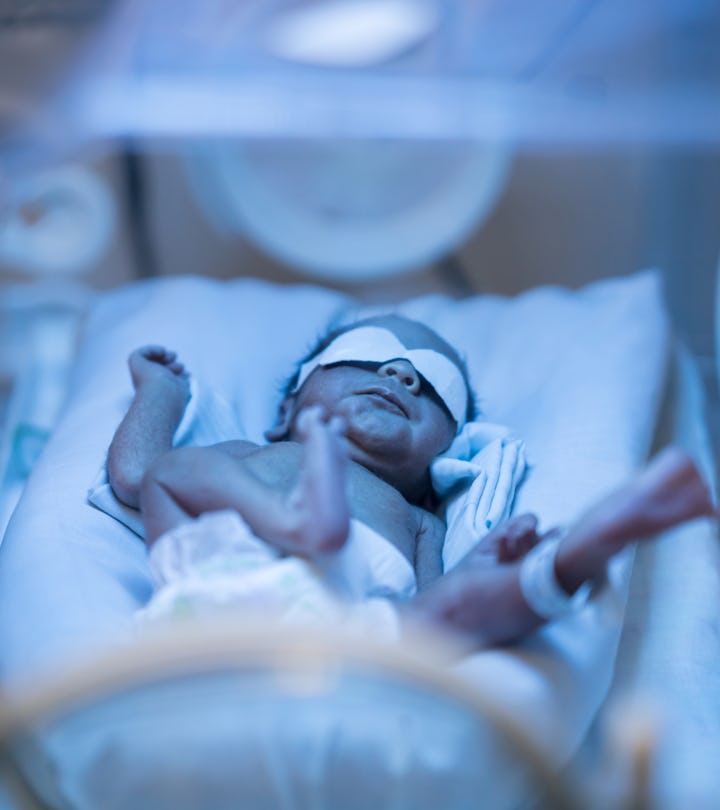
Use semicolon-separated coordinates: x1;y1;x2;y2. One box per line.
0;270;678;808
601;344;720;806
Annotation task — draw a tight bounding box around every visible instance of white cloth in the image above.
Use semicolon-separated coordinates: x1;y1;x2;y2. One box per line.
139;510;414;639
431;421;527;571
518;534;593;619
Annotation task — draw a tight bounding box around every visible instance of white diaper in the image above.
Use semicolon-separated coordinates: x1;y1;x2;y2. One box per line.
138;510;415;639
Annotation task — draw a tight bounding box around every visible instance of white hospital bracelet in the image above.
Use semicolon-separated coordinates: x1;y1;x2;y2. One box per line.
519;536;592;620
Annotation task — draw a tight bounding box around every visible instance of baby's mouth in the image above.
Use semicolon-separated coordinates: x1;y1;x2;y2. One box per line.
358;387;409;417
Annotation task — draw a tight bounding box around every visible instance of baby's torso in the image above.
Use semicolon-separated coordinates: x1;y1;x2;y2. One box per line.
222;439;421;565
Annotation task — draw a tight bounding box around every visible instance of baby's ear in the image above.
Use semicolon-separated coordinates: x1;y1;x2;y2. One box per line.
264;396;296;442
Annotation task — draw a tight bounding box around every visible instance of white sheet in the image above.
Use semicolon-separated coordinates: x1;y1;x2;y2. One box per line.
0;270;672;809
598;344;720;807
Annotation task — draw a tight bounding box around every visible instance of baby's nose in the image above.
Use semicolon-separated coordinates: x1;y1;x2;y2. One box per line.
377;359;421;394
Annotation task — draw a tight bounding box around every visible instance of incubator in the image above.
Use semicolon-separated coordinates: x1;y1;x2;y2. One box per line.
0;1;719;808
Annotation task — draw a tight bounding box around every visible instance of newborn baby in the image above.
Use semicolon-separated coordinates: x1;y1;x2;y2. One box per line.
106;314;716;645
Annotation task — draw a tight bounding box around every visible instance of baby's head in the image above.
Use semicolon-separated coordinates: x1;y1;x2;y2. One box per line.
266;314;476;503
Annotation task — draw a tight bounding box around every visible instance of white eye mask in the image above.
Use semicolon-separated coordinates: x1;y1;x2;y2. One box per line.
294;326;469;430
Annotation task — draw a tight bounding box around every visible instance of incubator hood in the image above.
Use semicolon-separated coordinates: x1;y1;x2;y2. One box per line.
2;0;720;187
58;0;720;144
1;0;719;280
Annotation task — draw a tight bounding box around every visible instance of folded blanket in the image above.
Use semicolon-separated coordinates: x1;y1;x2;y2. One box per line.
431;422;528;571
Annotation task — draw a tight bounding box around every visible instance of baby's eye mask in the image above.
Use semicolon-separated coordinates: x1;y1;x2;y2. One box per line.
324;361;452;416
294;326;468;430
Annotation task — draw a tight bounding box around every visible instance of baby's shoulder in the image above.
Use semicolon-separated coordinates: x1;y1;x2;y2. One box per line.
217;439;305;488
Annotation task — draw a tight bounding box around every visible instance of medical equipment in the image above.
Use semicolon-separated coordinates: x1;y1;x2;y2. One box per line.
1;268;717;808
0;1;718;807
61;0;720;143
0;622;662;810
3;0;719;280
0;166;115;277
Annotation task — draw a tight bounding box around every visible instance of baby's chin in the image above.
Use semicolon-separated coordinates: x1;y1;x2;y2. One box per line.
343;425;429;502
341;403;411;453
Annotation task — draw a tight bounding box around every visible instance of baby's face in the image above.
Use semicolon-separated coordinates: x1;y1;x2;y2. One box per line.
285;316;469;501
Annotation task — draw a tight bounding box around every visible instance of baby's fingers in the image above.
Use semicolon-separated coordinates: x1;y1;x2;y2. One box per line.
136;344;166;357
496;514;541;562
143;345;177;360
327;415;347;438
168;361;189;377
296;406;326;438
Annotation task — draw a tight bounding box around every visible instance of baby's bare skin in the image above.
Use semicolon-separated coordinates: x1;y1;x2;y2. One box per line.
124;344;445;582
406;446;716;645
270;416;716;644
109;338;717;648
107;346;190;510
287;407;350;554
141;428;442;582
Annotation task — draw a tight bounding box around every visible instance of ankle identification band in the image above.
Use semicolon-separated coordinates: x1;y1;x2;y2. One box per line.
294;326;469;429
519;536;593;620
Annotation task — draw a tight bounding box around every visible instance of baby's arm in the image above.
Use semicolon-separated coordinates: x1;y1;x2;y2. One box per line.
413;509;445;590
107;346;190;509
141;407;350;556
415;512;545;592
404;448;716;648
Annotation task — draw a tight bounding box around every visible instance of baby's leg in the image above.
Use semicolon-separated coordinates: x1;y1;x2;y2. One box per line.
553;447;716;593
404;448;716;647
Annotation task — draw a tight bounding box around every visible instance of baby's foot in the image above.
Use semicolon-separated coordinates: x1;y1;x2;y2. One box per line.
286;406;350;553
554;447;716;594
576;447;715;555
626;447;716;531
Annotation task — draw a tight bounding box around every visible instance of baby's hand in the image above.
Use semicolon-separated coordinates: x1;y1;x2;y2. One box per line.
465;514;544;567
286;406;350;554
128;346;190;401
495;514;547;563
295;406;347;448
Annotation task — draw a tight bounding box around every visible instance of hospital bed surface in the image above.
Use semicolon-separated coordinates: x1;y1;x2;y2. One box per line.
0;270;716;809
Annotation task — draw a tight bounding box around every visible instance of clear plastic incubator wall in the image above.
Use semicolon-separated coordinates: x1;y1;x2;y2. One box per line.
0;1;719;809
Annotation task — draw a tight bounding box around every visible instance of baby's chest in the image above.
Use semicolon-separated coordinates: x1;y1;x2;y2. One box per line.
243;445;418;563
344;470;418;564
